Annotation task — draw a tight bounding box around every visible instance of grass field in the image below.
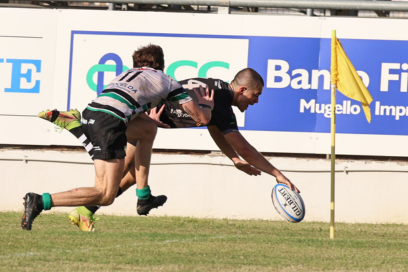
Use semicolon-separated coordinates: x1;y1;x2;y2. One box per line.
1;211;408;271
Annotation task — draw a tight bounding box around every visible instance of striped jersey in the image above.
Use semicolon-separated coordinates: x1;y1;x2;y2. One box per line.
87;67;192;123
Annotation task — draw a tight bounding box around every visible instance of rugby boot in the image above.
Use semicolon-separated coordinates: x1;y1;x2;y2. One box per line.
137;195;167;216
38;109;81;131
68;206;98;232
21;193;43;230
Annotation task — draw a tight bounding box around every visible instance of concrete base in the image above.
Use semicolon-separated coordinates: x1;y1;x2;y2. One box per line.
1;148;407;224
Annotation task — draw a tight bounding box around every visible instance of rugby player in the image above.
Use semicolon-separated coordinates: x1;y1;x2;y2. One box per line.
21;44;214;231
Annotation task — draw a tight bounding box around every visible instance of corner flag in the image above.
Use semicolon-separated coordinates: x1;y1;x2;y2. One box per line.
331;33;373;123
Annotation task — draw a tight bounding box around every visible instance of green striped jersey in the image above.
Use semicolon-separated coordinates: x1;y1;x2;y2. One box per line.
87;67;192;123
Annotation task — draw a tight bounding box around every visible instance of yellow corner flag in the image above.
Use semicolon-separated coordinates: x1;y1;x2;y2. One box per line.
331;31;373;123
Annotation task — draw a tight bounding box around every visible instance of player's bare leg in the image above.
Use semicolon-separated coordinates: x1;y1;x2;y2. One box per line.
22;159;124;230
123;142;136;177
134;134;153;191
120;143;137;191
69;115;166;231
52;159;124;206
126;116;167;215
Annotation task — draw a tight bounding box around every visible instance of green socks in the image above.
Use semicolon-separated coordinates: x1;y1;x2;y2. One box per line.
42;193;52;210
136;186;151;200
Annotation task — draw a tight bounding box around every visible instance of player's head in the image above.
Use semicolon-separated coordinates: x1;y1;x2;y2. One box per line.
231;68;264;112
132;44;165;71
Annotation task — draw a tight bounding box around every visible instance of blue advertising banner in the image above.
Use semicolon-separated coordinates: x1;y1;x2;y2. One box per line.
67;31;408;137
247;36;321;133
247;37;408;136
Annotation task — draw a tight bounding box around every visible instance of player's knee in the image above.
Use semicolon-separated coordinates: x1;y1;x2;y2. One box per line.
104;197;115;206
147;122;157;138
140;121;157;140
98;192;116;206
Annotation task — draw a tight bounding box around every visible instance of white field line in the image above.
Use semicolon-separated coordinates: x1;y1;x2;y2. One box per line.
0;235;233;259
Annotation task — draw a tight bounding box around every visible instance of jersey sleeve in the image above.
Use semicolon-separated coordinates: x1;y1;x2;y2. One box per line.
160;77;237;133
166;79;192;105
207;90;239;135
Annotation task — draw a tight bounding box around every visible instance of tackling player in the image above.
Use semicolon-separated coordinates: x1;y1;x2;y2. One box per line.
21;44;214;231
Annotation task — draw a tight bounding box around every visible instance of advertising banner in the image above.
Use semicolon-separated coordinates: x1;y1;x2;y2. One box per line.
68;32;408;135
1;9;408;156
0;9;58;116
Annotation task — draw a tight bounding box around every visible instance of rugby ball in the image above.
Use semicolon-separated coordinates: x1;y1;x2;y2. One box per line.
271;184;305;223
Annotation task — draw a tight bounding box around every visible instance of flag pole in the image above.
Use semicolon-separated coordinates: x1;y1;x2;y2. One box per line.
330;30;337;239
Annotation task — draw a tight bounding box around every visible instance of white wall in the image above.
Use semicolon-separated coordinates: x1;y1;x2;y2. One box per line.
1;147;407;224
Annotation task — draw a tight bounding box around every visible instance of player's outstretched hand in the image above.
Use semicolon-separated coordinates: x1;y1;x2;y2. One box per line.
234;160;261;176
276;174;300;193
194;85;214;110
147;105;170;128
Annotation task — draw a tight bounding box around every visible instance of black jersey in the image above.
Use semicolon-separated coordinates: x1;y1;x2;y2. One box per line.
159;78;239;135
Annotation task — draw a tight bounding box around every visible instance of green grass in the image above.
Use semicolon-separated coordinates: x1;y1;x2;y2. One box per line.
1;212;408;271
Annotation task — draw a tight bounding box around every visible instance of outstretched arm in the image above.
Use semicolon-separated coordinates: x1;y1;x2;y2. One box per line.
207;125;261;176
224;131;300;193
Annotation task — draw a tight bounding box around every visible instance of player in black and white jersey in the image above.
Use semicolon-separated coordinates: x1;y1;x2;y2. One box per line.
160;77;237;134
124;69;299;193
62;68;300;231
21;44;214;231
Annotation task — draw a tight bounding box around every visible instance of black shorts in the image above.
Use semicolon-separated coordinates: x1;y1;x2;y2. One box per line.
82;108;127;160
128;141;137;147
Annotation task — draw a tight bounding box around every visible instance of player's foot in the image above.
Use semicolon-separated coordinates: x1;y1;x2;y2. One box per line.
137;195;167;216
38;109;81;131
68;207;98;232
21;193;43;230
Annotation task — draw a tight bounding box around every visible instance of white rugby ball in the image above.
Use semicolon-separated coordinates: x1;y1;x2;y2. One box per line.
271;184;305;223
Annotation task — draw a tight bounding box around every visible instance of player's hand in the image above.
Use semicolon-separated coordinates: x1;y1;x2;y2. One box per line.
276;174;300;193
148;105;164;122
147;105;170;128
194;85;214;110
234;160;261;176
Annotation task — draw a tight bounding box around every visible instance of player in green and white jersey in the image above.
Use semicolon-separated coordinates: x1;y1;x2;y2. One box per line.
21;44;214;231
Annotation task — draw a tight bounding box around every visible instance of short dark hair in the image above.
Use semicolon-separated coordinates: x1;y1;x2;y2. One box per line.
132;44;165;70
231;68;264;91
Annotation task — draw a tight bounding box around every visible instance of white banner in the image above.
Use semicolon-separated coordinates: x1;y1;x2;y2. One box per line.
1;8;408;157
